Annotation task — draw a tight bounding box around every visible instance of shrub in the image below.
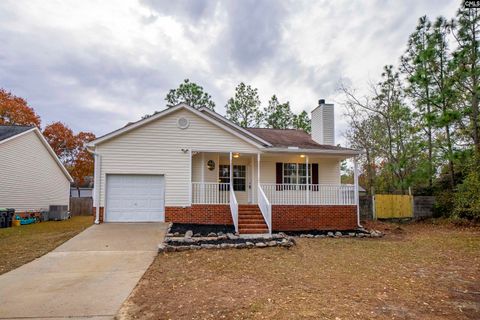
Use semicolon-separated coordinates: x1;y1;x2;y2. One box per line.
433;191;455;218
453;163;480;221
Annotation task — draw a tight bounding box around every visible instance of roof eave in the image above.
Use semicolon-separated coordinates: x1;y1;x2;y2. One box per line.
263;147;363;156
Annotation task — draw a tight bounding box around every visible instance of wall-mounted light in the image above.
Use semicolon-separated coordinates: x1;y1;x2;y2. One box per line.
233;153;240;158
300;154;305;158
181;148;189;153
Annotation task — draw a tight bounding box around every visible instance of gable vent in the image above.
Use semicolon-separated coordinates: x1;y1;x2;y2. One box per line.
177;117;190;129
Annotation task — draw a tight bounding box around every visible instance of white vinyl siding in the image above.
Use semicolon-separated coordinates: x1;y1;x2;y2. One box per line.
311;104;335;145
0;131;70;211
258;154;341;184
96;109;259;207
192;152;219;183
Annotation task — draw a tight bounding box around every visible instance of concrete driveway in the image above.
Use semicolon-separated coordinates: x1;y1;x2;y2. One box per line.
0;223;168;319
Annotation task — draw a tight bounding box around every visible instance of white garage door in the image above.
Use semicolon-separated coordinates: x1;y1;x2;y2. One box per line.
105;175;165;222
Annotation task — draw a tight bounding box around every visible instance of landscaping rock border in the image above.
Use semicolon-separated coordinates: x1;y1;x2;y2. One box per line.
293;229;384;238
159;224;382;253
159;231;295;253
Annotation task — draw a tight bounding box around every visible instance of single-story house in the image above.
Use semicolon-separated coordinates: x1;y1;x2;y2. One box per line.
0;125;73;212
87;100;362;234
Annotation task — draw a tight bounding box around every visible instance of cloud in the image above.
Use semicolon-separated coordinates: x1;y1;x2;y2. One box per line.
0;0;460;143
214;0;289;72
140;0;213;22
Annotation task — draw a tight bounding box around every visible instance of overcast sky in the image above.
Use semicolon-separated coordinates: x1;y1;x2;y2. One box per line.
0;0;459;145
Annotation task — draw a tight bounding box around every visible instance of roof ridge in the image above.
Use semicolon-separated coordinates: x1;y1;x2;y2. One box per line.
247;127;307;131
0;124;35;127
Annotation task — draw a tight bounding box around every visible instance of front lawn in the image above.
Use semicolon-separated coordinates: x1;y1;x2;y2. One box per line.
118;222;480;320
0;216;92;275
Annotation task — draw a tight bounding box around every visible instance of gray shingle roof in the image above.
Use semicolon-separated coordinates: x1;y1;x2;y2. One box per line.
0;125;34;141
245;128;355;150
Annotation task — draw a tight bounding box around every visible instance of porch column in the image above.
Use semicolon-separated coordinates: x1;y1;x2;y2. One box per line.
257;153;261;185
189;149;192;206
251;155;255;203
230;152;233;192
353;155;361;227
306;155;309;205
201;152;205;203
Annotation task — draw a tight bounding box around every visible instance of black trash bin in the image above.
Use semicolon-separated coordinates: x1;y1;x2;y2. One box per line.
6;208;14;228
0;209;6;228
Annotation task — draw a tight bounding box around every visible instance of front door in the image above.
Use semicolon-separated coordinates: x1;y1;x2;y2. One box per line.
219;164;250;204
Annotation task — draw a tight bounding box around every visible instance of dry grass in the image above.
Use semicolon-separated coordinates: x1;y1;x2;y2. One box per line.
119;222;480;320
0;216;92;275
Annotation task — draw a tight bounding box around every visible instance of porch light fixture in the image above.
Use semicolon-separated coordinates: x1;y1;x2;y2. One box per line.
233;153;240;158
300;154;305;158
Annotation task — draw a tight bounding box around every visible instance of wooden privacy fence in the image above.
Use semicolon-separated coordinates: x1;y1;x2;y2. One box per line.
374;194;413;219
69;197;93;216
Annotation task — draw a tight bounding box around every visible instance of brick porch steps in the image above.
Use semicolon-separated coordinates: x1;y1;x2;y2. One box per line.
238;205;269;234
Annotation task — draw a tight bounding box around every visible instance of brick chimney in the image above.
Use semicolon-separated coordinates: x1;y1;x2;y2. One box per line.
311;99;334;145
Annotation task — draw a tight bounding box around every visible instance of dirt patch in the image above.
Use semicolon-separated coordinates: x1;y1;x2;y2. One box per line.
118;222;480;320
0;216;92;274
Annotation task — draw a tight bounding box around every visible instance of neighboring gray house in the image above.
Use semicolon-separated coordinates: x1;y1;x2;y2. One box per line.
0;125;73;212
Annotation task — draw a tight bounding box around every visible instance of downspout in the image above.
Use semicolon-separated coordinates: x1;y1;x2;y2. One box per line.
89;148;101;224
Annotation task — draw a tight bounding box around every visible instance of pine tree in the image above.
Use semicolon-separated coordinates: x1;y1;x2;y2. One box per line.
451;7;480;162
263;95;294;129
165;79;215;110
400;16;436;189
225;82;263;127
293;110;311;133
428;17;459;188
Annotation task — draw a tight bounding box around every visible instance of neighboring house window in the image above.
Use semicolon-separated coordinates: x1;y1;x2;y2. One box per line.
219;165;246;191
283;163;312;185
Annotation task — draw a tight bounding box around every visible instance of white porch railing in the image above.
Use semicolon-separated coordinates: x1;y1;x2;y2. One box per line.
258;184;272;234
230;188;239;233
260;184;355;205
192;182;230;204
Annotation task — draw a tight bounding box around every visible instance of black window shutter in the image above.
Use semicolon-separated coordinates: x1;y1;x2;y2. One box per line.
276;162;283;190
312;163;319;191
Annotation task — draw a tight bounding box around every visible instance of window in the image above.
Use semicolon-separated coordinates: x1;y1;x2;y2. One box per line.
219;165;246;191
283;163;312;185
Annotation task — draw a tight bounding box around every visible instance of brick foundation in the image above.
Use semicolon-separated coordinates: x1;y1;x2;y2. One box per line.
272;205;357;231
92;207;104;223
165;205;233;225
92;204;357;230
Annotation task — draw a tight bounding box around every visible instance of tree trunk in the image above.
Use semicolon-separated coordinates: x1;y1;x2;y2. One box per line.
426;87;433;189
470;11;480;162
445;124;455;188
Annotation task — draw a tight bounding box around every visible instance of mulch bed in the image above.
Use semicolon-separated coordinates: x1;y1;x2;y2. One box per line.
169;223;234;236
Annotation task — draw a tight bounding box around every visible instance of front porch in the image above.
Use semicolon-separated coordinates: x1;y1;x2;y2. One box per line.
179;151;360;235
